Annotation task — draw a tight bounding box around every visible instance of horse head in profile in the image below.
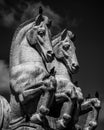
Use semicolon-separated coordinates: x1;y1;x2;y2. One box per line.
10;6;54;69
26;8;54;64
45;29;81;130
51;30;101;130
52;29;79;74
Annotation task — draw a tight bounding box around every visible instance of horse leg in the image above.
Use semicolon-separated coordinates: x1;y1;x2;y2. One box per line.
80;97;101;116
18;85;46;103
83;98;101;130
56;87;77;130
71;86;84;128
0;96;11;129
39;76;56;115
30;76;57;124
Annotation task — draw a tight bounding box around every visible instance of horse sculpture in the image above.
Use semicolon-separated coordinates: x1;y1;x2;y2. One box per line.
78;92;101;130
9;8;56;130
0;7;101;130
40;29;82;130
44;29;101;130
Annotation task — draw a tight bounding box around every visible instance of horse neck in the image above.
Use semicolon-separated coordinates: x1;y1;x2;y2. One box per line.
53;58;72;81
10;19;35;68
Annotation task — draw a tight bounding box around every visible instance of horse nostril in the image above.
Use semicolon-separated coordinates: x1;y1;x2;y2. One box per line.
47;51;55;62
72;63;75;68
47;50;52;54
38;29;45;36
72;63;80;71
47;51;53;55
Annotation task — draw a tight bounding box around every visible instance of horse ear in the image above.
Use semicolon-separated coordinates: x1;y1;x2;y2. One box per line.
35;15;44;25
39;6;43;15
71;34;76;42
95;91;99;99
61;29;67;40
35;6;44;25
47;20;52;28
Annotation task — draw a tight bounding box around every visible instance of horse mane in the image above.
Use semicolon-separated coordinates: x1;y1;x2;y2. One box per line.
52;32;61;47
52;32;61;41
9;17;36;68
12;17;36;44
52;29;69;47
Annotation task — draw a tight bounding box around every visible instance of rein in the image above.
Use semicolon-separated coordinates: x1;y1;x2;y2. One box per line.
34;41;50;73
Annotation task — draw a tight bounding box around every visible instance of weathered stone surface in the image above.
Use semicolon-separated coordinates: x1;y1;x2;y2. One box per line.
0;7;101;130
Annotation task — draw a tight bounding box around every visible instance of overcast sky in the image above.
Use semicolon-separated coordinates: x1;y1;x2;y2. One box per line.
0;0;104;129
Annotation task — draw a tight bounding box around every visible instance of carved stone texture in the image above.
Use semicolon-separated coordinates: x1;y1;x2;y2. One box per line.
0;7;101;130
9;7;56;130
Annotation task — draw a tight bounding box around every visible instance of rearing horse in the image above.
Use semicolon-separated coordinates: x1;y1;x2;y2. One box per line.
44;29;82;130
46;29;100;130
9;9;56;130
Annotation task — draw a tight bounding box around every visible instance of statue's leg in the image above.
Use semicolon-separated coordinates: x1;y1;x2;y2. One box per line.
0;96;11;129
39;76;56;115
11;81;47;124
56;87;77;130
30;76;57;124
80;98;101;116
83;98;101;130
71;86;84;126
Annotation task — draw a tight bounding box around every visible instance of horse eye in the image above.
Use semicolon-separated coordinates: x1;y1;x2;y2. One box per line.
63;44;70;51
37;30;45;37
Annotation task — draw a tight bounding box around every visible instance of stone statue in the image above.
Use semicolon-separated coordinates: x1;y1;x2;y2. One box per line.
48;29;82;130
0;7;101;130
9;7;56;130
45;29;101;130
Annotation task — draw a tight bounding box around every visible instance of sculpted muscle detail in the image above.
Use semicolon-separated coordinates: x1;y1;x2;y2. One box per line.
0;7;101;130
10;62;48;93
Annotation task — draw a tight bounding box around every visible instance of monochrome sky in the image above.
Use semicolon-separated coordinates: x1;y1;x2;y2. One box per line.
0;0;104;129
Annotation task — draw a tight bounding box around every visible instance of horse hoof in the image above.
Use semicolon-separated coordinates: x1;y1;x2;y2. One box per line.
30;113;43;124
56;119;66;130
63;113;71;121
39;105;49;115
89;121;97;128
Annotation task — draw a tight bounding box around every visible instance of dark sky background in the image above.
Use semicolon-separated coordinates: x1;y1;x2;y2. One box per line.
0;0;104;129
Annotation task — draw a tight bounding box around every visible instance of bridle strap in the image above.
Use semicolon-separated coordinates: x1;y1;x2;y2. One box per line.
33;41;50;73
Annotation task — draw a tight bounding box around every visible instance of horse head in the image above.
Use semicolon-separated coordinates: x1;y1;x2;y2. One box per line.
52;29;79;74
27;7;54;63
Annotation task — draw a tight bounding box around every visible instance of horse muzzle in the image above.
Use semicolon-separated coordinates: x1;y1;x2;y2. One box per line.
71;63;79;74
46;51;55;63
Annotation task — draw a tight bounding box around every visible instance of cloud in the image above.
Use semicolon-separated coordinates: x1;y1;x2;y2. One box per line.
0;0;81;35
0;1;62;34
0;60;10;99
